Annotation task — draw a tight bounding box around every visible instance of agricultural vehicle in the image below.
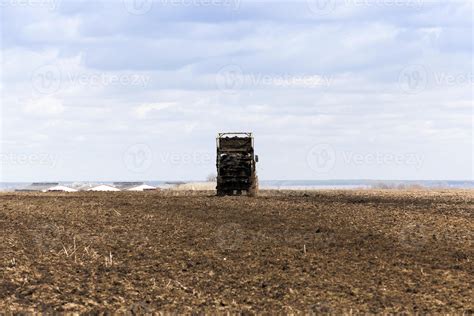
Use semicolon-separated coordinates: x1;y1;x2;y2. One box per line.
216;132;258;196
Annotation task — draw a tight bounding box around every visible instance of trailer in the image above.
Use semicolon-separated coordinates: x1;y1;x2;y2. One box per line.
216;132;258;196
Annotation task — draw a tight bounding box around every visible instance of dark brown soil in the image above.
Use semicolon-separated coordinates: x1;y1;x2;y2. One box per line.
0;190;473;313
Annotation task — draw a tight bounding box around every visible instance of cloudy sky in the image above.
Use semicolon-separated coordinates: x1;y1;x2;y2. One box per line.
0;0;472;182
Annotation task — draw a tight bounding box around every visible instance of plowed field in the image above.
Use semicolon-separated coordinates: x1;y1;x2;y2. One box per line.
0;190;472;313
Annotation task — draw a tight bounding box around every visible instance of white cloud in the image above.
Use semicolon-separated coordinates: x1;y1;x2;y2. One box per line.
23;97;65;116
22;16;81;42
133;102;177;118
0;2;471;181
